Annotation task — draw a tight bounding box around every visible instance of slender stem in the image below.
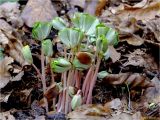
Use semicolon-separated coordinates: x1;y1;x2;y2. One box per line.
82;67;94;93
84;69;94;103
41;49;48;112
32;63;42;79
86;57;101;104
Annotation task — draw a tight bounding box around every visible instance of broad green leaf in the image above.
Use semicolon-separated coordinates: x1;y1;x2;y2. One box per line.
32;21;51;41
73;58;90;70
71;94;82;110
58;28;84;48
42;39;53;57
52;17;67;30
51;58;71;73
72;13;100;35
97;71;109;79
22;45;33;64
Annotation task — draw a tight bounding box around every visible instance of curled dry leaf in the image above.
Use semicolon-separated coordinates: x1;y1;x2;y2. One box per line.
0;56;14;89
21;0;58;27
0;2;23;28
103;73;154;88
0;30;27;66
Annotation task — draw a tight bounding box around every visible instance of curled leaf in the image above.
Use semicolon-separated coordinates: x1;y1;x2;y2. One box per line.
51;58;71;73
22;45;33;64
42;39;53;57
32;21;51;41
71;93;82;110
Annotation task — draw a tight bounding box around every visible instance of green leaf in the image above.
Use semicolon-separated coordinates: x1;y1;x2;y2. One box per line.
52;17;67;30
32;21;51;41
71;94;82;110
96;24;118;46
58;28;84;48
22;45;33;64
96;24;109;38
106;28;118;46
72;13;100;35
97;71;109;79
73;58;90;70
0;0;18;4
96;35;108;54
0;47;4;60
42;39;53;57
51;58;71;73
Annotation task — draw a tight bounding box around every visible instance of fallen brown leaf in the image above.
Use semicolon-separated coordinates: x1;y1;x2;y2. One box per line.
103;73;154;88
144;77;160;103
116;1;160;21
108;46;121;63
68;104;111;120
0;2;23;28
21;0;58;27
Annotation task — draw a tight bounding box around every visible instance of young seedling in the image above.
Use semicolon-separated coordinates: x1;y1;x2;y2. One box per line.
51;13;118;113
22;21;53;112
22;12;118;114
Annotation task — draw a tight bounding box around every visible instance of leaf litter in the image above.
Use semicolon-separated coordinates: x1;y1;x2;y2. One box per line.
0;0;160;120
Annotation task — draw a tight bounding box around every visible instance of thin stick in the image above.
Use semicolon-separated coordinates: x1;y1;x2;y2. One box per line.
32;63;42;79
86;57;101;104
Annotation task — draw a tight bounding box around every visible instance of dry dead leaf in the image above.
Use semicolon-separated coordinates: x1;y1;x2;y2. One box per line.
141;17;160;43
116;2;160;21
0;56;14;89
68;104;111;120
123;49;146;67
104;98;122;110
0;30;27;66
21;0;58;27
144;77;160;103
0;2;23;28
103;73;154;88
85;0;99;15
95;0;108;16
0;110;16;120
0;19;13;33
124;0;148;9
108;46;121;63
0;91;12;103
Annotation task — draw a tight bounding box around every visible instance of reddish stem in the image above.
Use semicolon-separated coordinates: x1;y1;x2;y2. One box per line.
86;57;101;104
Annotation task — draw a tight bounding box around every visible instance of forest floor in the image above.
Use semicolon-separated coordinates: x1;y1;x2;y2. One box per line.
0;0;159;120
